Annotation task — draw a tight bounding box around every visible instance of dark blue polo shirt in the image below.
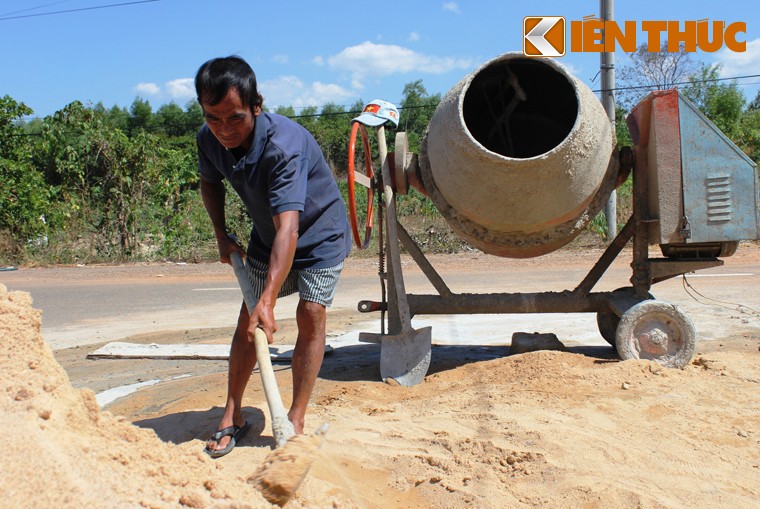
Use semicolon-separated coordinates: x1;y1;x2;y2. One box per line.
197;112;351;269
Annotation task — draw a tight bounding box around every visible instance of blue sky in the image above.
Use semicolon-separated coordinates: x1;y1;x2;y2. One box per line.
1;0;758;119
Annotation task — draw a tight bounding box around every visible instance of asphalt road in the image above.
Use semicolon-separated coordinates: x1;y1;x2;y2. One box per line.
3;249;760;351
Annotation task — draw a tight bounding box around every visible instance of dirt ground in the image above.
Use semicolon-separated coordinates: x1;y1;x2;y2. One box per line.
3;246;760;508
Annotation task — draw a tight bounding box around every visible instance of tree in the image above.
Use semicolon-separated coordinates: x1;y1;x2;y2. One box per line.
38;101;161;257
184;100;204;130
273;105;296;117
398;80;441;153
0;95;33;159
0;96;53;255
738;108;760;163
282;105;315;133
154;103;187;137
313;103;352;174
614;105;632;147
617;41;700;108
127;97;154;134
682;63;745;140
107;105;130;132
748;90;760;111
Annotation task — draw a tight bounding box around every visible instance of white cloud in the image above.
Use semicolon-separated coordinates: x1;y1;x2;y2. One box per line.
312;55;324;66
165;78;195;101
408;32;420;42
272;54;289;65
134;78;195;103
135;82;160;95
260;75;353;109
327;41;474;88
311;82;353;100
443;2;459;13
350;78;364;91
714;37;760;78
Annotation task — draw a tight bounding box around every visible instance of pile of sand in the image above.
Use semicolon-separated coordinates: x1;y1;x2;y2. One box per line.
0;284;281;508
296;346;760;508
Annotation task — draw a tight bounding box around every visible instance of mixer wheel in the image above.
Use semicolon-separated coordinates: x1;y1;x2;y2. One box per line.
596;287;653;347
347;121;375;249
615;301;696;368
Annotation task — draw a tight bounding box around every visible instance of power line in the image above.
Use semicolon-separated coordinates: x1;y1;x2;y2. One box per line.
594;73;760;94
0;0;158;21
0;0;74;18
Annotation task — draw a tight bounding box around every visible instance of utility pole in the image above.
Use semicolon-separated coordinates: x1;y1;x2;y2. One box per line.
600;0;617;240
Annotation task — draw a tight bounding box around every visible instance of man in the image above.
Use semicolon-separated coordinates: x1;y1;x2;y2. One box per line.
194;56;351;458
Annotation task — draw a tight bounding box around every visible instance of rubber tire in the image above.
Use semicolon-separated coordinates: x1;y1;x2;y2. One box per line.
596;312;620;346
596;288;654;347
615;300;696;368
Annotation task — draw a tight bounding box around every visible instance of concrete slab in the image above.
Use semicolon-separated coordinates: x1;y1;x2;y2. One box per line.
87;342;334;361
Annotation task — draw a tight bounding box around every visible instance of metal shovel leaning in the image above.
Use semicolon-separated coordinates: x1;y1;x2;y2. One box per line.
230;252;326;506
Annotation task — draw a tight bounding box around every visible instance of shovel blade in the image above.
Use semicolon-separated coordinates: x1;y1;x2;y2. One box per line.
380;326;432;386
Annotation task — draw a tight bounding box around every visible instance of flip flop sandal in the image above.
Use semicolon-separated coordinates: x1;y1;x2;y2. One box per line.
204;421;251;459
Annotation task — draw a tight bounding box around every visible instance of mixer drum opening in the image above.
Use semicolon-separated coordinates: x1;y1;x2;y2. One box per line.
462;58;578;159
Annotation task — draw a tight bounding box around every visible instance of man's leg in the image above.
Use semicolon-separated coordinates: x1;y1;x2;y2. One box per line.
206;301;257;452
288;299;327;434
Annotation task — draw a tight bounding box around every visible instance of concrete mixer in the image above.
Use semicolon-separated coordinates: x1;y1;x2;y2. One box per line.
346;52;760;386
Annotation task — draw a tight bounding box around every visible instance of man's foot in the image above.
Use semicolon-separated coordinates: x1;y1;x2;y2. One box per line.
204;421;250;458
288;410;305;434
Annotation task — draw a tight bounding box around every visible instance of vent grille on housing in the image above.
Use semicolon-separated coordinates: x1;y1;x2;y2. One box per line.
706;175;732;223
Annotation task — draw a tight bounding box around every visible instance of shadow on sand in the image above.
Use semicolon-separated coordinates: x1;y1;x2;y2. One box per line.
133;406;274;449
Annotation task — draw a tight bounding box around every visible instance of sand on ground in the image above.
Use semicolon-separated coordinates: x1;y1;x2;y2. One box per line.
2;248;759;508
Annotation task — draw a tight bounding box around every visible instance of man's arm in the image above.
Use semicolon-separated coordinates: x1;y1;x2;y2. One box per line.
248;209;299;342
200;177;243;264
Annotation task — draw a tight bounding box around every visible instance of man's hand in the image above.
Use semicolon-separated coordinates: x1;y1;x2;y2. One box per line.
243;210;298;345
216;232;245;265
247;303;277;344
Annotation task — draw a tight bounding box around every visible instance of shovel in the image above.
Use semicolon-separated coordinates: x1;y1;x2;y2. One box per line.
379;325;432;386
230;252;326;506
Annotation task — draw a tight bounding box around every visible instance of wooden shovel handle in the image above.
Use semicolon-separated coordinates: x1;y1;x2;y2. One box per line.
230;252;296;446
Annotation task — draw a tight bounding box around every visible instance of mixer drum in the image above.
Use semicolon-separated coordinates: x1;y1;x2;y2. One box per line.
420;52;617;258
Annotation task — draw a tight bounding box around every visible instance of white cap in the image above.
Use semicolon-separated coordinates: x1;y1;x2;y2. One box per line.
352;99;399;127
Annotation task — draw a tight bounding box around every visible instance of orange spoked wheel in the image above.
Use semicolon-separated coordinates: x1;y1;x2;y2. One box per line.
347;121;375;249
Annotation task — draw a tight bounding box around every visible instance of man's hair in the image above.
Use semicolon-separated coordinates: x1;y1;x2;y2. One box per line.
195;55;263;112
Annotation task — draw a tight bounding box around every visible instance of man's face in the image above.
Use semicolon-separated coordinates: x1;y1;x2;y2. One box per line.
201;87;257;150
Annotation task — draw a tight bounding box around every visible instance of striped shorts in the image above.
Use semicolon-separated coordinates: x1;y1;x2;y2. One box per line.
245;256;343;307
